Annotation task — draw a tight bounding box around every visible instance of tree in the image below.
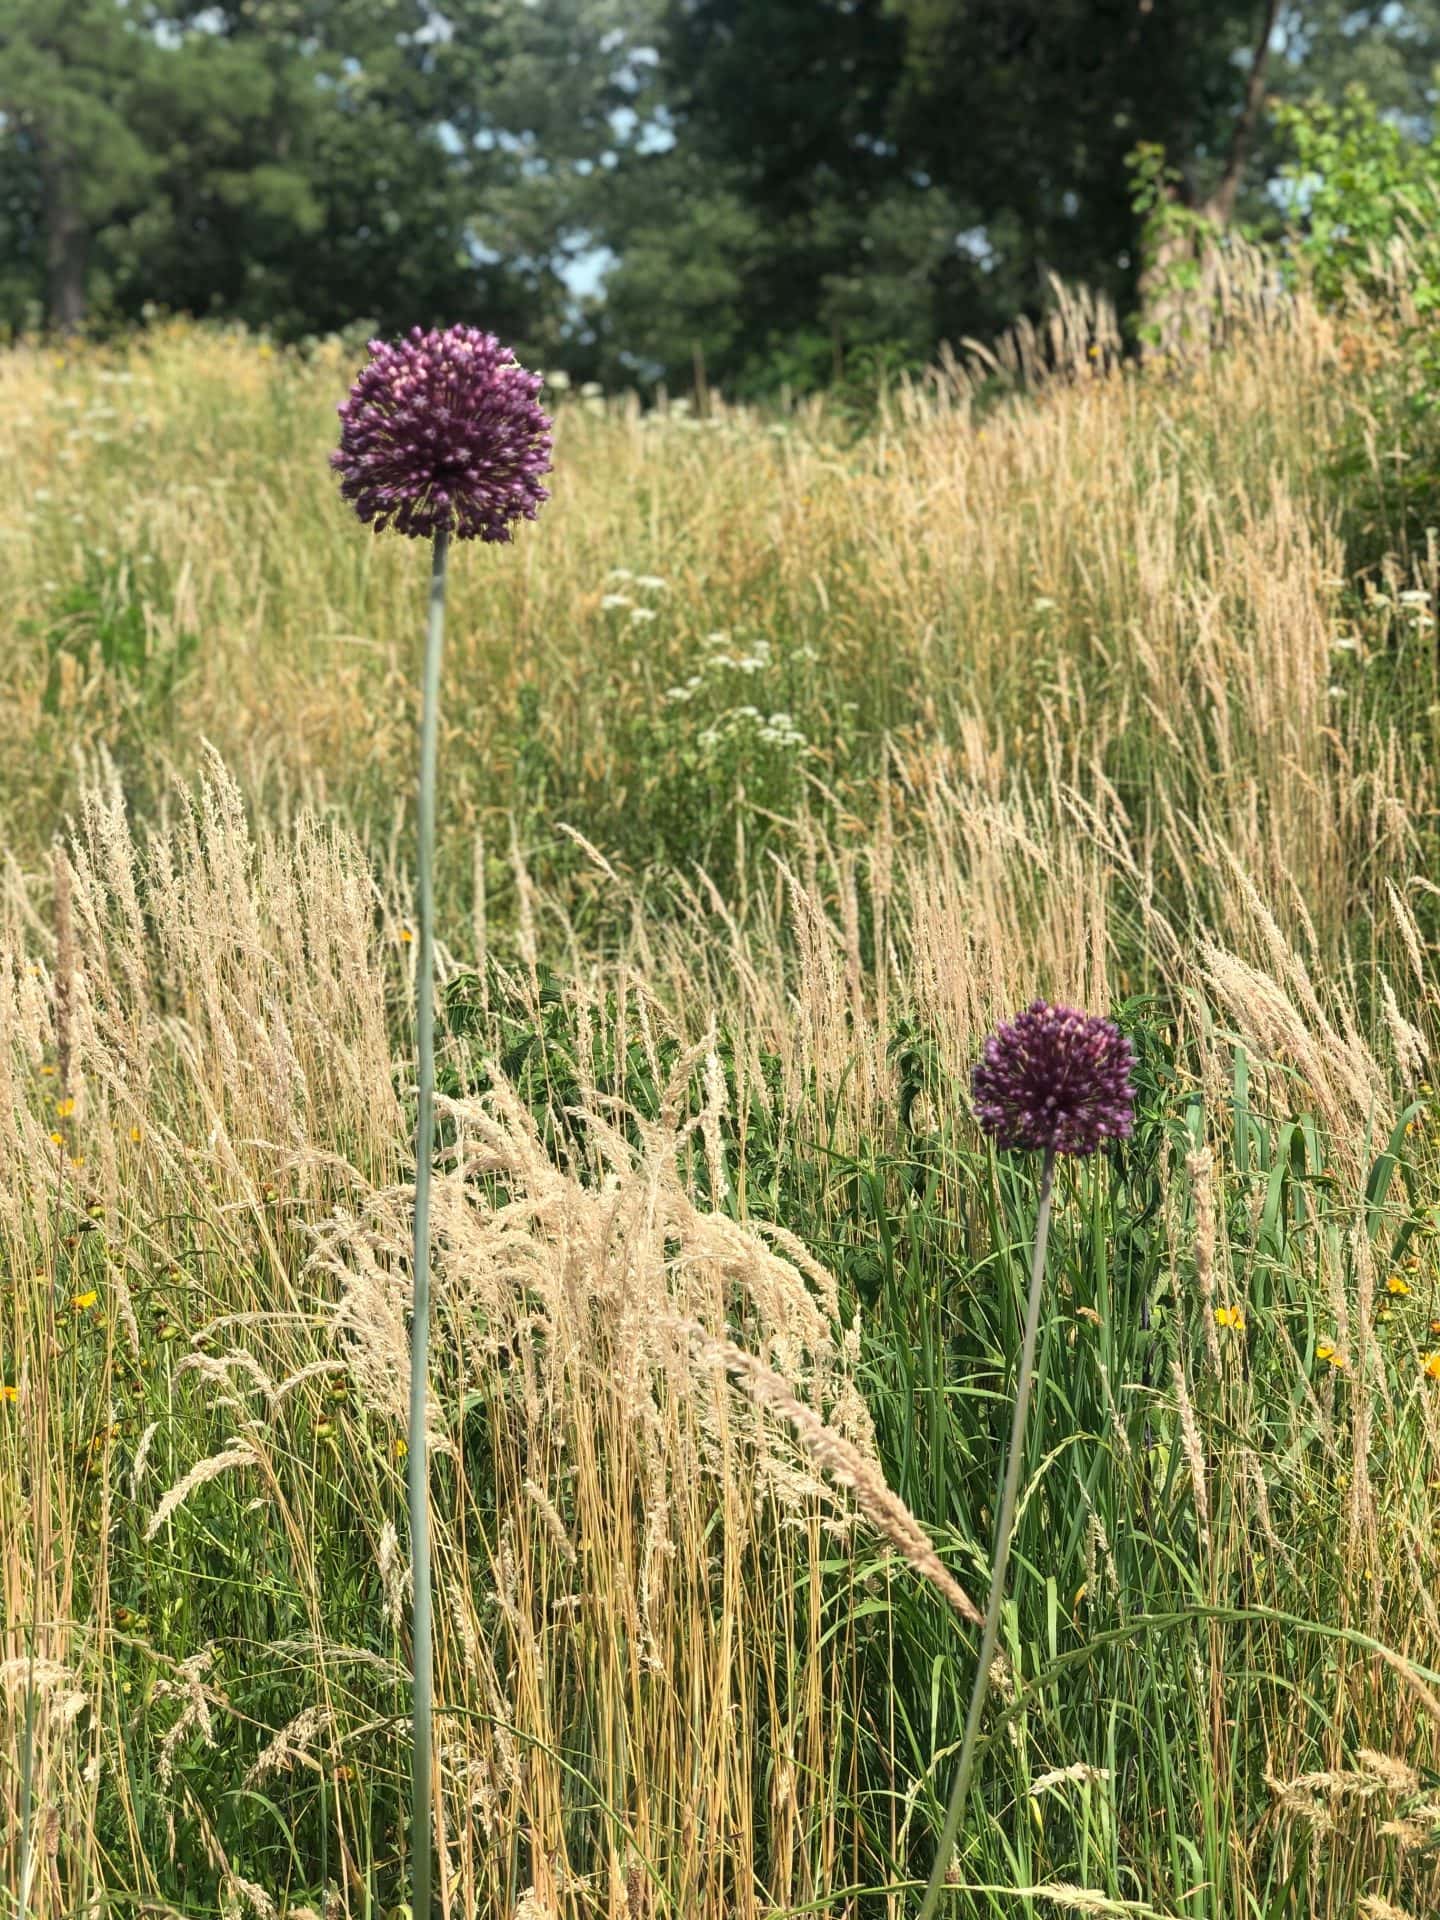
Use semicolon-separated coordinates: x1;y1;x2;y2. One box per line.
888;0;1286;331
0;0;658;348
0;0;159;329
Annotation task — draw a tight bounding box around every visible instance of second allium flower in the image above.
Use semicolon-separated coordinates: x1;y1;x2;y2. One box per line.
971;999;1135;1156
332;324;552;542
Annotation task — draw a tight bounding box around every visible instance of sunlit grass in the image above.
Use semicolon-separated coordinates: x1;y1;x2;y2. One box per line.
4;281;1440;1918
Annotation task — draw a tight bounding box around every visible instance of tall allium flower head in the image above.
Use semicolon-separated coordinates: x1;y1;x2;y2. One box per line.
971;1000;1135;1156
332;324;552;541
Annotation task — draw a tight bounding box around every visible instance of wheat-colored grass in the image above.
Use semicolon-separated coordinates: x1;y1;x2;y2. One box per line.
3;273;1440;1916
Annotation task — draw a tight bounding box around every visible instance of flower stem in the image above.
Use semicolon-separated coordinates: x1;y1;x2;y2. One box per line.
917;1145;1057;1919
409;524;449;1920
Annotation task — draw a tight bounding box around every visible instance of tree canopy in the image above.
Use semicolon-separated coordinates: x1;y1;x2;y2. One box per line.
2;0;1438;388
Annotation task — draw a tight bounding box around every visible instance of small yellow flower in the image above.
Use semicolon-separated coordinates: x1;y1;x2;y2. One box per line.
0;1384;18;1404
1424;1353;1440;1381
54;1097;75;1118
1317;1341;1348;1369
49;1131;64;1146
129;1126;142;1143
398;926;414;945
1387;1274;1411;1296
1429;1319;1440;1336
40;1064;56;1077
70;1156;84;1169
72;1290;98;1312
1215;1305;1246;1332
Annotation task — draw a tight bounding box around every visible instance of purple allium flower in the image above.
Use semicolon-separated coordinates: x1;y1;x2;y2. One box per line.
332;325;552;541
971;1001;1135;1156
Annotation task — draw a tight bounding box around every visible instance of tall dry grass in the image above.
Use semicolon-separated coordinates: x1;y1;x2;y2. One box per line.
3;271;1440;1917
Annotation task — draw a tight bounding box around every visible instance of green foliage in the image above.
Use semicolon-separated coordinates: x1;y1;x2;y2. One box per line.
37;550;198;720
1276;87;1440;558
0;0;661;348
1276;85;1440;308
8;0;1440;386
437;962;789;1212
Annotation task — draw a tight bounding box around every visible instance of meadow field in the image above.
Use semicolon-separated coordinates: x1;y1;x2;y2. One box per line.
4;275;1440;1920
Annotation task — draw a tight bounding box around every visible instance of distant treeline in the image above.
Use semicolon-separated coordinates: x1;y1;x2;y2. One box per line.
2;0;1438;392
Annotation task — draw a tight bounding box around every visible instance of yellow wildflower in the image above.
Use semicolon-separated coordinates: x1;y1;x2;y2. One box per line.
49;1131;64;1146
54;1097;74;1118
399;926;414;944
1215;1305;1246;1332
0;1385;18;1404
72;1290;98;1312
1317;1341;1348;1369
40;1065;56;1078
1388;1275;1411;1296
1424;1354;1440;1382
129;1126;142;1143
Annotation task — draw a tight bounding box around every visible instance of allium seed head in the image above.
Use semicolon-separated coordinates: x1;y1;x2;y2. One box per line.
332;325;552;541
971;1001;1135;1156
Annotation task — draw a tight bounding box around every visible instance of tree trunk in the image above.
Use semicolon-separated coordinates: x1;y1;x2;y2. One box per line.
1198;0;1282;227
1137;0;1281;358
41;160;88;335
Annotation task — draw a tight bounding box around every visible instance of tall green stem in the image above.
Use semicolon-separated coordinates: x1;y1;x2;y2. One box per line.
409;524;449;1920
917;1146;1057;1919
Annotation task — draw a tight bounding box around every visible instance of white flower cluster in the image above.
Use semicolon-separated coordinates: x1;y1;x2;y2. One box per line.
697;706;807;754
698;630;773;673
664;629;775;702
600;568;668;621
1396;588;1435;624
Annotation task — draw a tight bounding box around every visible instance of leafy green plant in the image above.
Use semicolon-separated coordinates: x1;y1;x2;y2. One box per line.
38;548;197;720
1125;142;1223;353
1275;88;1440;312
